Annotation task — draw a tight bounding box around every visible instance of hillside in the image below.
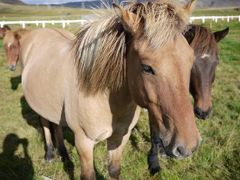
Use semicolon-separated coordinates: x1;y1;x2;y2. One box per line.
195;0;240;8
61;0;240;9
2;0;240;9
0;0;24;5
0;2;90;21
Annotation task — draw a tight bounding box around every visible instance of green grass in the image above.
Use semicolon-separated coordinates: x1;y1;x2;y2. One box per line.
0;2;91;21
0;6;240;180
193;8;240;16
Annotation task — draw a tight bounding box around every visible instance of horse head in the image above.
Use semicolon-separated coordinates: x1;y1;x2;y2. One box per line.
114;0;201;158
3;30;21;71
185;25;229;119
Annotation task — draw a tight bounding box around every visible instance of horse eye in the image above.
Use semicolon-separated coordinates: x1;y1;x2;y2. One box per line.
141;64;155;75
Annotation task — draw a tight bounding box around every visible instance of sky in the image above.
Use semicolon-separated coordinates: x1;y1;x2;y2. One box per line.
21;0;95;4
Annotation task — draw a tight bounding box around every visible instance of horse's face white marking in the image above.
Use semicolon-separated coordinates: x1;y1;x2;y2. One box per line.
201;53;210;59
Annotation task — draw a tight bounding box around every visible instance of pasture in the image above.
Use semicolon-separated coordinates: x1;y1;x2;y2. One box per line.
0;5;240;180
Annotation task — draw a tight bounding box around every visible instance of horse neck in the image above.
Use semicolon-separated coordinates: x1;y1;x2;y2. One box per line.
108;84;137;115
112;83;133;102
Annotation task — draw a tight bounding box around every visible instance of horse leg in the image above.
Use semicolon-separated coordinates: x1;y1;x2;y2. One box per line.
41;117;54;162
107;132;131;180
75;129;96;180
52;123;70;162
148;140;160;175
148;121;161;175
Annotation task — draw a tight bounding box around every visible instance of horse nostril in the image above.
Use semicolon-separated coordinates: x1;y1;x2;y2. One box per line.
194;107;202;116
194;107;211;120
172;145;186;158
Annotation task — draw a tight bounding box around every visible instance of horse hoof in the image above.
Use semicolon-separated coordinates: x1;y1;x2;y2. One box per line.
44;152;54;162
149;164;161;175
148;154;161;175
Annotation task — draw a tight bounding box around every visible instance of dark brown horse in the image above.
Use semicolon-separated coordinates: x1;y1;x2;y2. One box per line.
148;24;229;175
186;25;229;119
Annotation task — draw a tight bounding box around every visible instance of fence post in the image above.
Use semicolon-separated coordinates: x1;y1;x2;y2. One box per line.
62;21;66;28
35;21;39;27
42;22;45;28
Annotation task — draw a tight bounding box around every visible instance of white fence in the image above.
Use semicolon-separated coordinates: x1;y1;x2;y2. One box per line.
0;19;88;28
0;15;239;28
190;15;240;23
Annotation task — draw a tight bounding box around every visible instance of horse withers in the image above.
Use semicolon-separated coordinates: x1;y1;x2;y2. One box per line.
19;1;200;179
148;25;229;175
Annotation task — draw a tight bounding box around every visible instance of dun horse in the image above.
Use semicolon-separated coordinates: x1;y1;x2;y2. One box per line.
7;1;201;179
148;24;229;175
3;28;75;161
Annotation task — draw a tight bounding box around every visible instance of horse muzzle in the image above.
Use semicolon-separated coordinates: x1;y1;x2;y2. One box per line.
194;106;212;120
158;136;202;159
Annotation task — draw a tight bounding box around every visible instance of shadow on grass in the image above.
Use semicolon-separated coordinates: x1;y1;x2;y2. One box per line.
0;133;34;180
95;166;105;180
20;96;41;131
10;75;21;90
20;96;76;179
130;125;150;151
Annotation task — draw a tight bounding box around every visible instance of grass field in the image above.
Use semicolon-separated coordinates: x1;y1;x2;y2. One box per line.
0;4;240;180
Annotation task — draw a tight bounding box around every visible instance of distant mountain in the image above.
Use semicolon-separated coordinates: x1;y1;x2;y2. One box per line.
60;0;126;9
0;0;25;5
196;0;240;8
58;0;240;9
180;0;240;8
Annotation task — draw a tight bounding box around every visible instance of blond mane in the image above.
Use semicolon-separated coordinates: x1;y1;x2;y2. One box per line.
74;0;190;94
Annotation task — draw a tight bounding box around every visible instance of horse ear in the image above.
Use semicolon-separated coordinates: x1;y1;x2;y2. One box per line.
177;0;197;25
113;3;138;34
183;0;197;15
214;27;229;42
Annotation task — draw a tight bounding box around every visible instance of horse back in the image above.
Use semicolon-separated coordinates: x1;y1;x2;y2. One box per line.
21;28;75;124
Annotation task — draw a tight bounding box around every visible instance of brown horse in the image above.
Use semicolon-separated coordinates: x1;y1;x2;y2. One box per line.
2;28;75;162
186;25;229;119
0;25;11;39
148;24;229;175
20;1;200;179
3;28;30;71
